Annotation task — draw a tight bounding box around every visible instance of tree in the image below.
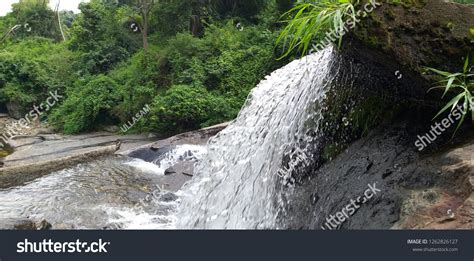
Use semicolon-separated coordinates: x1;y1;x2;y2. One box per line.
126;0;156;51
4;0;61;41
210;0;269;21
69;1;138;74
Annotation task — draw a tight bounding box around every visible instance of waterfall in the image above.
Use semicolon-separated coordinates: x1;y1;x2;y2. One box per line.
177;47;337;229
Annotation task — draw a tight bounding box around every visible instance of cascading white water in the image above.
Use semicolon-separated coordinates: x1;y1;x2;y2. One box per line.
177;47;337;229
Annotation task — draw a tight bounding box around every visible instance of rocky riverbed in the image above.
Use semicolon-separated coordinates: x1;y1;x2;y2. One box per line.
0;119;228;229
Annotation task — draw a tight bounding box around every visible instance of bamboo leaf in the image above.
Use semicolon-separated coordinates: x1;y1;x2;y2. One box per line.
433;92;464;120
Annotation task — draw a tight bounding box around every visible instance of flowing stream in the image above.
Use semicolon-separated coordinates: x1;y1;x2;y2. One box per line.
0;47;337;229
0;145;207;229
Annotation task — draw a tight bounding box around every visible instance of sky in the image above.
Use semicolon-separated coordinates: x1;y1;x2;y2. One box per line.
0;0;90;16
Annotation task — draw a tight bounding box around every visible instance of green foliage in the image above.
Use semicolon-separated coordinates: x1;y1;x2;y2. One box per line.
149;0;192;36
109;48;165;121
7;0;62;41
113;22;281;134
49;75;121;134
276;0;357;58
425;55;474;134
167;22;281;96
469;28;474;44
1;0;285;136
210;0;270;21
0;38;74;109
147;85;234;134
69;1;140;74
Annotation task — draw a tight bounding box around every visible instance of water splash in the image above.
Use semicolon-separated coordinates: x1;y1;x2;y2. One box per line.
177;47;337;229
124;144;207;175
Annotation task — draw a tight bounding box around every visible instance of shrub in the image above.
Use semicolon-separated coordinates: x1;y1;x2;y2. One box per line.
0;38;74;112
109;48;166;122
167;22;282;97
147;85;235;134
49;75;120;134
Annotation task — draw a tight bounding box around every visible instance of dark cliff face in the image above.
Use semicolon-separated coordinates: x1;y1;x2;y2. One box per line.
276;0;474;229
280;125;474;229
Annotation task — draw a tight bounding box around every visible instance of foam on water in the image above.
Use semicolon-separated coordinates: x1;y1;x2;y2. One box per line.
124;145;207;176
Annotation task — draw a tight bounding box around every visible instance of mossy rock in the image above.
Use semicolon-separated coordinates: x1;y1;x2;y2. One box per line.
354;0;473;79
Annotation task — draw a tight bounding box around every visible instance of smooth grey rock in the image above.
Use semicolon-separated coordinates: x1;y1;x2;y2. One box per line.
0;132;157;188
32;128;55;135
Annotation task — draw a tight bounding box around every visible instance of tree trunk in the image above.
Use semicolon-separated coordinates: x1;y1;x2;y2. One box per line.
190;1;205;37
142;12;149;51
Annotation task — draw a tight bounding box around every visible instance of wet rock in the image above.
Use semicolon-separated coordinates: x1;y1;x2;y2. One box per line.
129;146;174;163
160;192;178;202
0;218;52;230
171;162;194;177
7;137;44;148
354;0;474;78
122;122;229;159
164;167;176;175
36;220;52;230
13;220;37;230
156;173;192;192
281;125;474;230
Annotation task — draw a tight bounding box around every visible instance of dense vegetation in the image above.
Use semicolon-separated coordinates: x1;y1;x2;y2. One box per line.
1;0;472;136
0;0;293;135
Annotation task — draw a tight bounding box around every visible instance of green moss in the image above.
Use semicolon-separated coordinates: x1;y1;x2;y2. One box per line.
354;25;382;48
322;143;345;161
319;90;405;162
348;96;399;136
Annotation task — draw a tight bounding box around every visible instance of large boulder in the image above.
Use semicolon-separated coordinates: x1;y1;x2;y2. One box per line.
353;0;473;76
